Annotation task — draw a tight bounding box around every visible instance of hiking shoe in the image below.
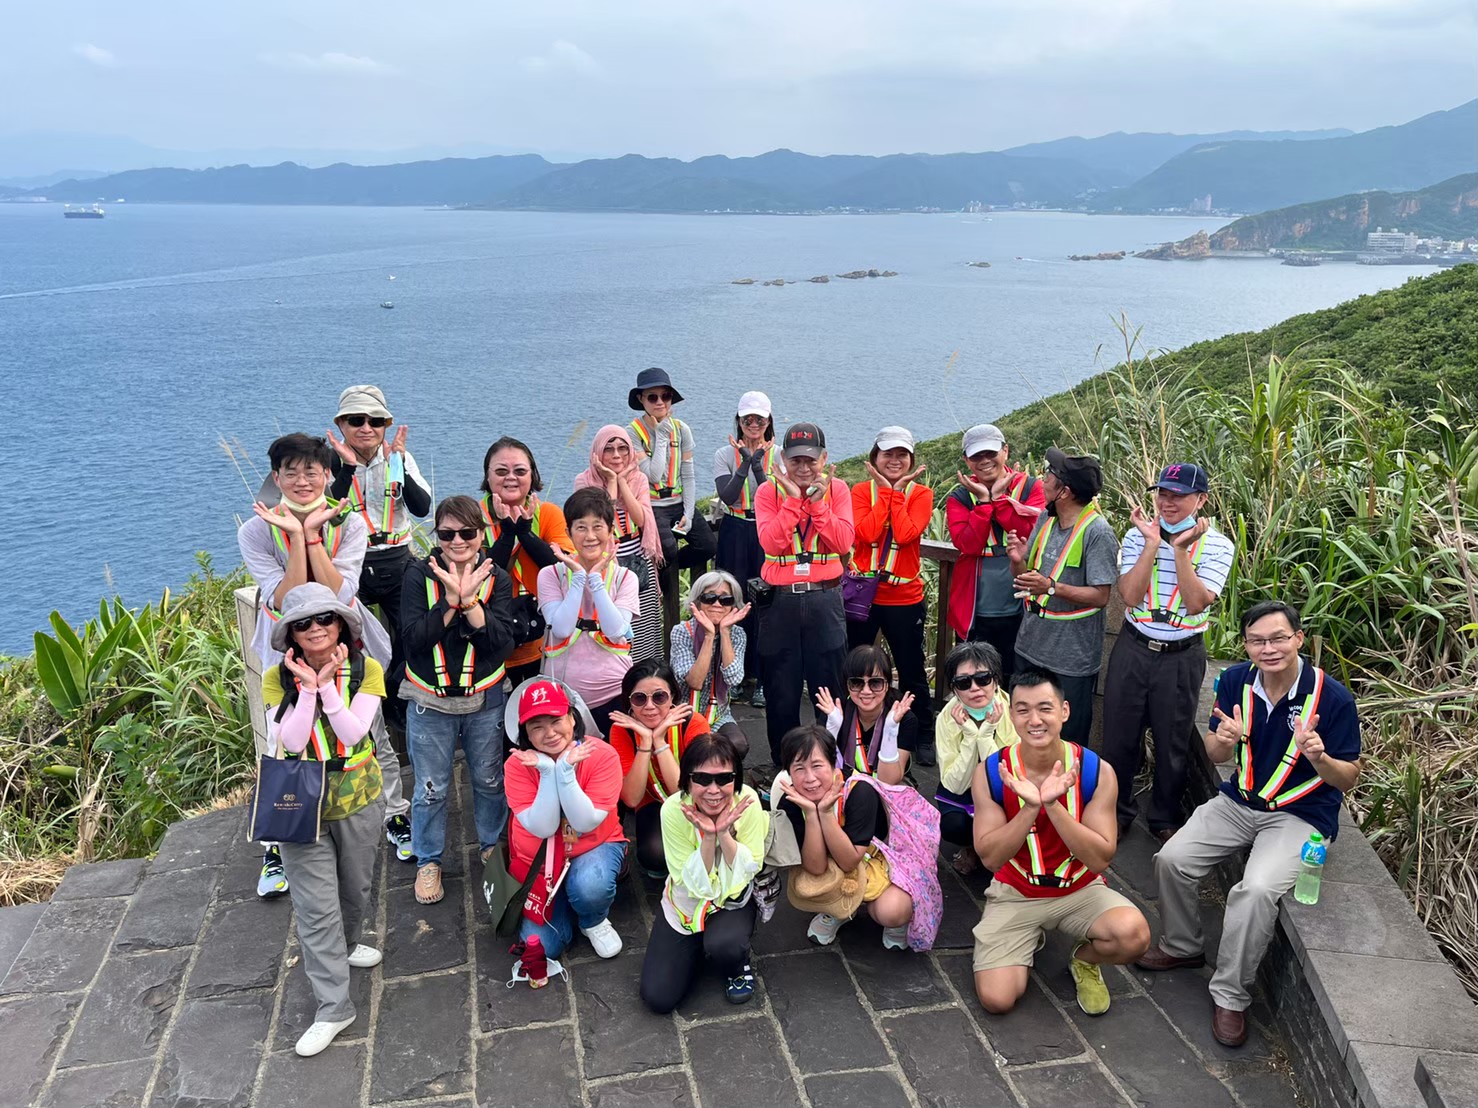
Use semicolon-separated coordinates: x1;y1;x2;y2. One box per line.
913;742;937;768
257;847;288;899
384;815;414;862
726;963;757;1004
882;926;909;951
414;863;444;905
581;918;623;959
807;912;843;946
1070;947;1111;1016
750;685;766;710
347;944;382;969
294;1016;355;1057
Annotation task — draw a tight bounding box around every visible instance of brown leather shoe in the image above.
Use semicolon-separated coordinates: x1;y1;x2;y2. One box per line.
1135;944;1206;972
1212;1004;1248;1047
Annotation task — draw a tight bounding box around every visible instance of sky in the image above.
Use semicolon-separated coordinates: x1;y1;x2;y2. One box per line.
2;0;1475;166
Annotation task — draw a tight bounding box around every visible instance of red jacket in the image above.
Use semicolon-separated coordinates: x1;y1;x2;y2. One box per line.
756;477;855;585
945;469;1045;638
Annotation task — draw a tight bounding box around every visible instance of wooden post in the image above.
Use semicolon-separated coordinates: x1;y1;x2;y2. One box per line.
921;539;961;708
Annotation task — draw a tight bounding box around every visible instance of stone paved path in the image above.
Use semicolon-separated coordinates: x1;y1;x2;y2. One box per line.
1;713;1303;1108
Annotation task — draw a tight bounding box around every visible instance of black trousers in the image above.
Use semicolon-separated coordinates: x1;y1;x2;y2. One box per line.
1099;627;1207;832
653;502;717;635
848;600;934;737
939;804;974;848
714;515;765;691
759;586;847;764
640;898;756;1014
632;803;666;875
967;612;1024;687
360;546;412;730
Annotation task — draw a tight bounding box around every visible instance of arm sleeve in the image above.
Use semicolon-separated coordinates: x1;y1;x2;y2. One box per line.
268;690;319;755
636;421;668;484
877;713;900;763
825;706;843;737
553;757;607;832
679;423;696;519
516;524;559;570
719;626;746;688
329;459;355;500
512;758;561;837
400;452;431;518
714;446;748;504
586;570;633;642
315;681;380;747
488;524;519;570
540;567;586;637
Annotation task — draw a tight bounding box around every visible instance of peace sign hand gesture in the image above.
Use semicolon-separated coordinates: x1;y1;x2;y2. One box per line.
1211;703;1245;745
1293;712;1325;763
890;691;915;724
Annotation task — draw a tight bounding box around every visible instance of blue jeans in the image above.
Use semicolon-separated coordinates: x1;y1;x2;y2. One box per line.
518;840;626;958
407;693;508;866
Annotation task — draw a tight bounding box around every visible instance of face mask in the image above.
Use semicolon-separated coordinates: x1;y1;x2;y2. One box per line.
281;493;327;513
1159;514;1196;535
965;704;993;722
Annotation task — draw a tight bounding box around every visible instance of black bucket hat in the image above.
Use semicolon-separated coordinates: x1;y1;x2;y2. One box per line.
628;367;684;411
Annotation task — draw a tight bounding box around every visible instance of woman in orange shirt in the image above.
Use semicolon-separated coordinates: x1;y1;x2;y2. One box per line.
847;426;936;762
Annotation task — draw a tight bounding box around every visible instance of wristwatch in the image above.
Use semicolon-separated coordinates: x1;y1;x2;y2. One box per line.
1046;578;1057;597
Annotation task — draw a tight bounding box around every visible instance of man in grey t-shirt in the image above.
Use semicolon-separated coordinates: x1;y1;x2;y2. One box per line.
1008;447;1117;747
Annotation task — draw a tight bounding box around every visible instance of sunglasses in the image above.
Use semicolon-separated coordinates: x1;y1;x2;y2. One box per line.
644;391;674;403
740;414;767;425
847;676;888;693
342;414;390;429
950;671;997;691
689;771;737;788
629;690;672;708
968;450;1000;462
436;527;481;541
698;593;737;607
289;612;338;632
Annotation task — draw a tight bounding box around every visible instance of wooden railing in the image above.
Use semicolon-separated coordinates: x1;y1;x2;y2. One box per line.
920;538;961;706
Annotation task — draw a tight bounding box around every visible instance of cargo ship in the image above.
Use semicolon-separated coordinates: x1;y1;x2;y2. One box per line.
63;205;105;219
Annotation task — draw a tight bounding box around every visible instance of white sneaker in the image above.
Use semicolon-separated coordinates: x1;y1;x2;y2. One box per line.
347;944;382;969
294;1016;355;1057
882;926;908;951
580;919;623;959
807;913;843;946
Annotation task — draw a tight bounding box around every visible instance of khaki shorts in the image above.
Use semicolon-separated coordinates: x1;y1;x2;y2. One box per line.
972;879;1136;972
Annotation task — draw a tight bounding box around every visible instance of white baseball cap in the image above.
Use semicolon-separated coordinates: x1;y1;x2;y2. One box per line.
874;426;916;452
737;391;772;418
963;424;1006;457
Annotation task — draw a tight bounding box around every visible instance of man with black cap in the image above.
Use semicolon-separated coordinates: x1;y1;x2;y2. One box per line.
1101;463;1234;841
1007;447;1117;748
627;367;717;636
753;422;855;764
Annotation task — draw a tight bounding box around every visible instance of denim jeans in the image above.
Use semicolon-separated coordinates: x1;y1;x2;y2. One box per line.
518;839;626;958
407;693;508;865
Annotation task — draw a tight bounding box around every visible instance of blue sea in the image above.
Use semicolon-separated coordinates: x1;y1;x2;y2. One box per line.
0;203;1415;654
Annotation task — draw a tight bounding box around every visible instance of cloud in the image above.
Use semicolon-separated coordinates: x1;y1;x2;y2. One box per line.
520;40;599;75
260;51;395;75
73;43;117;68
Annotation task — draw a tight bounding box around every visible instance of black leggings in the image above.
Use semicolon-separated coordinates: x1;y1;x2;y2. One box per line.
939;806;974;848
633;803;666;875
640;898;757;1014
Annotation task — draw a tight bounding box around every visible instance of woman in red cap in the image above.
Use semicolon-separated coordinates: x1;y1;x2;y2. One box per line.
503;678;628;959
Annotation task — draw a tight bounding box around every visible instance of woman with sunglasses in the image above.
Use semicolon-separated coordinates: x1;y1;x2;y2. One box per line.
712;391;781;708
640;731;766;1011
479;437;570;689
400;496;519;905
933;640;1016;875
814;645;918;787
607;658;712;875
669;570;751;755
262;583;386;1057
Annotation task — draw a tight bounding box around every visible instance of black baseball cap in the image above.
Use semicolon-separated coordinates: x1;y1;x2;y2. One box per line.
1151;463;1209;495
1044;446;1103;499
781;422;826;460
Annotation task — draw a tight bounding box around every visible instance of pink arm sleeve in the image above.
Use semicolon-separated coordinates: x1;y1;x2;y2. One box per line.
269;691;320;754
317;684;381;746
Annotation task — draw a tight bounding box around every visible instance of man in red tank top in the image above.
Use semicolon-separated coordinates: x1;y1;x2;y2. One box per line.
969;669;1150;1016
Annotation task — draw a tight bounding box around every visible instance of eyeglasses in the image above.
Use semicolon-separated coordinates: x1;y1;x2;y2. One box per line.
289;613;338;632
644;391;674;403
491;466;530;478
847;676;888;693
629;689;673;708
436;527;480;542
689;771;736;788
1244;633;1298;649
698;593;737;607
950;671;997;691
342;414;390;429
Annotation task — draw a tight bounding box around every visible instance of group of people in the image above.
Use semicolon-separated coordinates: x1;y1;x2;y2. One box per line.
238;372;1362;1062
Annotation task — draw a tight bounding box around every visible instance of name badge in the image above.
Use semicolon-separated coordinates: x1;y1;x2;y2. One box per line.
793;561;812;578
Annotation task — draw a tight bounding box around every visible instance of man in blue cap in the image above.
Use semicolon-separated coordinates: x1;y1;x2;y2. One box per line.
1100;462;1235;841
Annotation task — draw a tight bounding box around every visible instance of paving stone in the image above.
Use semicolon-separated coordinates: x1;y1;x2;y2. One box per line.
882;1007;1014;1108
186;895;292;997
0;902;45;983
217;841;272;903
804;1070;911;1108
1302;949;1478;1054
114;867;221;952
762;949;884;1074
475;1025;581;1108
839;920;948;1010
1133;963;1273;1061
933;859;983;949
50;858;149;901
384;876;469;976
685;1017;804;1108
1110;822;1162;900
61;947;190;1066
752;899;816;955
275;946;374;1050
476;923;571;1031
937;951;1081;1065
36;1057;157;1108
601;875;652;951
1417;1052;1478;1108
1039;929;1136;1006
387;830;465;886
1;897;127;995
1010;1062;1131;1108
148;992;273;1108
1283;882;1445;963
588;1070;694;1108
1065;995;1236;1108
0;993;82;1108
572;955;682;1079
1219;1062;1303;1108
257;1044;366;1108
673;960;758;1022
1346;1041;1431;1108
371;972;473;1102
150;806;243;872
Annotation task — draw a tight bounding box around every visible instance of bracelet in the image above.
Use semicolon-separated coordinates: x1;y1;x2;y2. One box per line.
637;747;654;754
305;536;324;546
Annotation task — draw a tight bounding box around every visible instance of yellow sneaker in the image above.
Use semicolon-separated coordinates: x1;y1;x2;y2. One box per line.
1070;947;1111;1016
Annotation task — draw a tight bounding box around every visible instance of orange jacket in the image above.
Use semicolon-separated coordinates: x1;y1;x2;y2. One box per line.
850;480;935;606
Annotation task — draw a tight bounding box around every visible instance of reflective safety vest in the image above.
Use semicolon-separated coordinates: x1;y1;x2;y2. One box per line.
1025;503;1102;621
851;480;920;584
763;477;843;568
345;454;410;548
722;444;777;519
647;722;687;802
629;418;685;498
843;709;887;777
402;569;505;697
986;741;1102;897
543;563;633;658
479;495;544;597
1125;532;1212;633
263;505;349;624
1235;666;1328;809
285;657;376;772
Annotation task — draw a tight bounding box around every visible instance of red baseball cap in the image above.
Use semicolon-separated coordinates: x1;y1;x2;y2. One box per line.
518;679;571;724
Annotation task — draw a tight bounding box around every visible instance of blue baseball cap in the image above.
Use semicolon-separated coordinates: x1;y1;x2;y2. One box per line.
1151;463;1209;495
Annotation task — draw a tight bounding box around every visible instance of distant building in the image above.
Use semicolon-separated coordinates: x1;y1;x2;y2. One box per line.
1188;194;1213;214
964;200;984;213
1366;228;1418;253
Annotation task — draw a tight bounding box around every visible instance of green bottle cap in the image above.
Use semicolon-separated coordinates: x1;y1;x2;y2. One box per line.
1309;832;1324;842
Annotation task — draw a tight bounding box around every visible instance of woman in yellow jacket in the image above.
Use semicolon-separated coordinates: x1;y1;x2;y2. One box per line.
933;640;1017;875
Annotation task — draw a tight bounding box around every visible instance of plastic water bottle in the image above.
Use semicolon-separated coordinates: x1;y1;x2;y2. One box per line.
1294;832;1326;905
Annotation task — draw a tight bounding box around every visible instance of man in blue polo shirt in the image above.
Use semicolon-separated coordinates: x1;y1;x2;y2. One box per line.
1136;600;1362;1048
1101;462;1235;842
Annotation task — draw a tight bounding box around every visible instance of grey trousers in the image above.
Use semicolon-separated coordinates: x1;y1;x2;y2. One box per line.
1153;792;1308;1010
280;794;384;1022
374;717;410;819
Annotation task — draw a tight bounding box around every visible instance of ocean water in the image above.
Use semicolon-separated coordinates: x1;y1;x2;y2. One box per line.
0;203;1414;653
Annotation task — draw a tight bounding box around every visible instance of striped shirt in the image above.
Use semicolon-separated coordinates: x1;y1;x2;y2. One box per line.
1117;525;1235;642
